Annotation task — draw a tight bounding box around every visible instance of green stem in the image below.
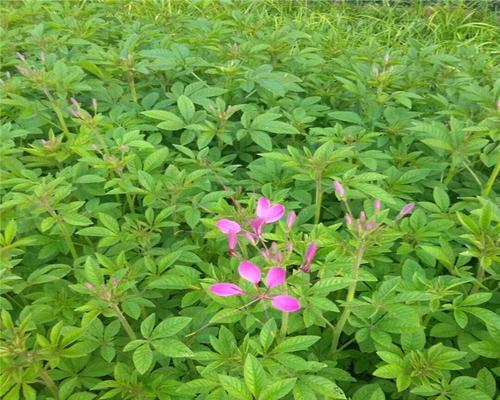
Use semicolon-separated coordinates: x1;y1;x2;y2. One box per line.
40;368;59;399
443;157;456;187
126;193;135;214
330;240;365;354
50;210;78;260
482;161;499;197
127;70;138;102
314;170;323;225
111;303;136;340
279;282;290;339
470;258;486;294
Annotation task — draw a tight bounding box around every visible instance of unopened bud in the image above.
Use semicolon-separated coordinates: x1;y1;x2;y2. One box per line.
84;282;95;291
286;242;293;252
111;278;119;286
359;211;366;221
374;199;381;212
16;66;29;76
345;215;353;225
399;203;415;217
333;180;345;198
287;211;296;229
70;97;80;109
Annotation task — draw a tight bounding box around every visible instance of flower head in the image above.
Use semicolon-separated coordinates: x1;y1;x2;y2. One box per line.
374;199;381;212
302;242;318;272
216;219;241;251
399;203;415;217
250;197;285;237
209;261;300;312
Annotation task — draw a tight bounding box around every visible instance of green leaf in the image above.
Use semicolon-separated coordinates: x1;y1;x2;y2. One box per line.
142;110;185;130
259;319;277;352
151;317;192;338
77;227;114;237
98;213;119;233
218;375;252;400
244;354;266;397
140;313;156;338
250;130;273;150
476;368;496;397
272;335;320;353
153;338;194;357
479;202;492;230
133;344;153;374
177;95;195;121
63;213;93;226
329;111;364;125
353;183;395;204
433;187;449;210
144;148;169;172
259;378;296;400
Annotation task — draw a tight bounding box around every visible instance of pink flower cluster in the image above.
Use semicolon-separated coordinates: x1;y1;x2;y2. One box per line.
211;261;300;312
211;197;313;313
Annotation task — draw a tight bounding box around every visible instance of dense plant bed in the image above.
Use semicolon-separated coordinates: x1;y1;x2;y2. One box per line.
0;1;499;399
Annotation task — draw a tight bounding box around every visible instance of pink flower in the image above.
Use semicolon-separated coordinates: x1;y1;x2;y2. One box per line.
250;197;285;237
374;199;382;212
333;181;345;198
345;215;353;225
216;219;241;251
209;261;300;312
210;283;244;296
399;203;415;217
359;211;366;221
70;97;81;109
302;242;317;272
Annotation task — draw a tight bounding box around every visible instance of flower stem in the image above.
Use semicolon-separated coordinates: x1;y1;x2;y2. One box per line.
314;171;323;224
482;161;499;197
111;303;136;339
330;240;365;354
40;368;59;399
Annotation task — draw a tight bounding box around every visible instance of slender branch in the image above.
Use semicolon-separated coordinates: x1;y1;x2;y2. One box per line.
482;161;499;197
39;368;59;399
314;170;323;224
110;303;136;340
330;239;365;354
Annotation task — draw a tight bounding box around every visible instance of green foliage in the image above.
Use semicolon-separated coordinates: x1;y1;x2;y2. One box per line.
0;1;499;399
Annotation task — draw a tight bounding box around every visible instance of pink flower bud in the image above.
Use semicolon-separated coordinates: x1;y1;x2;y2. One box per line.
287;211;296;229
399;203;415;217
16;66;29;75
70;98;80;109
84;282;95;291
68;108;81;118
359;211;366;221
286;242;293;252
345;215;353;225
111;278;119;286
333;180;345;198
374;199;381;212
16;52;26;62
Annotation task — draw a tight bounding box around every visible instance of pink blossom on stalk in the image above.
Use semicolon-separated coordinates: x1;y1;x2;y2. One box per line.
70;97;81;109
271;295;301;312
250;197;285;237
286;211;296;229
345;215;353;225
359;211;366;221
333;180;345;198
302;242;318;272
216;219;242;251
374;199;381;212
210;283;244;296
210;262;300;312
399;203;415;217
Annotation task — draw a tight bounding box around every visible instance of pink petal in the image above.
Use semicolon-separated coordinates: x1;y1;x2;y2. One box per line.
210;283;243;297
227;232;238;250
249;218;264;236
305;242;317;264
265;267;286;288
238;261;261;284
256;198;271;217
216;219;241;234
271;295;301;312
287;211;296;229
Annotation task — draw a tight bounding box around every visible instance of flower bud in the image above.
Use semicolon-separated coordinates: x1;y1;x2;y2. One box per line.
287;211;296;229
399;203;415;217
70;97;80;109
345;215;353;225
359;211;366;221
374;199;381;212
333;180;345;198
84;282;95;291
